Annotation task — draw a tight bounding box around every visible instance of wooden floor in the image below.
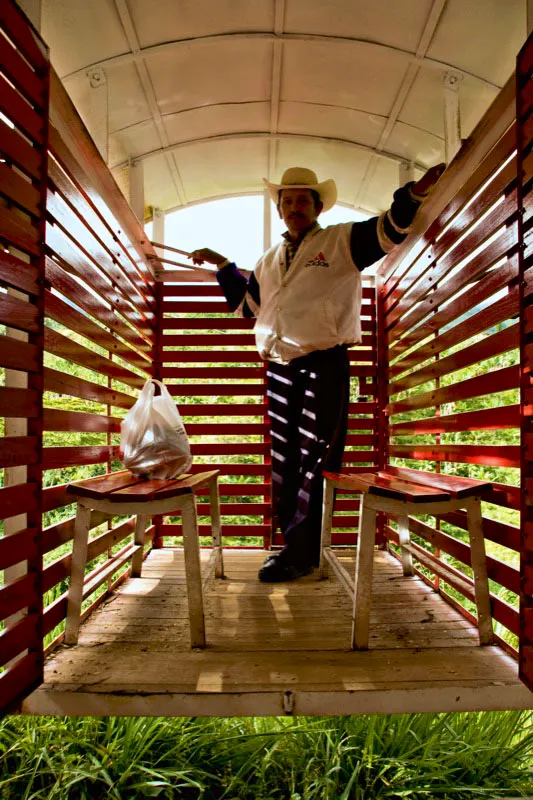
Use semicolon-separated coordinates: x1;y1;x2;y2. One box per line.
23;548;532;716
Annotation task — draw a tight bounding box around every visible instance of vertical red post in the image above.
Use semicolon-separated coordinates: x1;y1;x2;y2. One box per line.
518;31;533;690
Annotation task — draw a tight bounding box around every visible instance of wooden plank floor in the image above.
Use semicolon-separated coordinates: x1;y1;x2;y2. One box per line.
23;549;532;716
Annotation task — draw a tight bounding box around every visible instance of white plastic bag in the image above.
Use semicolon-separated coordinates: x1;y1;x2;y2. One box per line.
120;379;192;479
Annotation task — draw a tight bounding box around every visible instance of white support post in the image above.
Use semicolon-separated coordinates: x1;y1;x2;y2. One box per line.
443;71;462;164
263;188;272;252
152;207;165;258
319;477;335;579
129;160;145;224
399;161;414;187
86;68;109;164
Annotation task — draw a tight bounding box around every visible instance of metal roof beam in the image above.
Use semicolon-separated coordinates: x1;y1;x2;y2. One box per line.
111;130;427;173
60;32;502;92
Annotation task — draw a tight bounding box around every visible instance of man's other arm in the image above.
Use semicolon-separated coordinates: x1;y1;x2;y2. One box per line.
351;163;445;271
189;247;261;318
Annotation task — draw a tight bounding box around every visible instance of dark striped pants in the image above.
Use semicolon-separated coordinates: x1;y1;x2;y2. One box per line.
266;345;350;565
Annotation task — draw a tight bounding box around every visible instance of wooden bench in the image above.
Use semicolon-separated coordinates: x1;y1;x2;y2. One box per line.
321;468;494;650
65;469;222;648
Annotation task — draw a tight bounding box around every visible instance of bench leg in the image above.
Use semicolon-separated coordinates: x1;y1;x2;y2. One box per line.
131;514;148;578
209;476;224;579
319;477;335;579
181;494;207;648
398;514;414;577
352;497;377;650
65;504;92;646
467;497;494;645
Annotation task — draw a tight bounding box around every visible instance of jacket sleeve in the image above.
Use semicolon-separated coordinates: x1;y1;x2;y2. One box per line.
350;182;428;271
216;262;261;318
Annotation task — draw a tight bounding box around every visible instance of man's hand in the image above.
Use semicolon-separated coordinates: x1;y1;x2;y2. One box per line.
189;248;227;267
412;163;446;196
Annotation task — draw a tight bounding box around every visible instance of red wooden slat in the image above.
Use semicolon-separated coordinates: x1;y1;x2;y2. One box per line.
0;335;39;372
0;483;38;520
386;190;518;332
48;157;155;313
390;325;519;397
388;366;519;416
44;367;136;410
161;349;263;363
0;653;41;714
44;289;151;373
389;444;520;468
42;445;118;470
0;249;39;294
0;528;37;570
161;333;255;346
323;470;450;501
0;73;44;144
382;467;491;498
0;30;45;108
384;160;516;312
0;291;39;332
45;223;154;343
0;162;40;216
0;614;40;668
0;387;39;418
43;408;120;433
0;573;38;621
107;471;219;502
47;102;155;290
162;316;255;330
390;405;520;435
167;384;264;397
0;119;42;184
0;436;38;468
44;326;145;390
389;250;518;365
0;207;40;256
47;189;155;325
0;0;48;71
440;509;520;551
162;366;265;379
160;523;270;537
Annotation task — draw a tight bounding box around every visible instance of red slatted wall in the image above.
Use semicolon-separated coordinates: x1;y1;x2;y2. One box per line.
38;75;157;656
377;75;520;652
518;32;533;688
0;0;48;712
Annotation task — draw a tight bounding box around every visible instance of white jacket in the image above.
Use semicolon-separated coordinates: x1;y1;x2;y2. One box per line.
251;222;362;364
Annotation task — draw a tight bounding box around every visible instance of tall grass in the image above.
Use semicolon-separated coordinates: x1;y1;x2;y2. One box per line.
1;712;532;798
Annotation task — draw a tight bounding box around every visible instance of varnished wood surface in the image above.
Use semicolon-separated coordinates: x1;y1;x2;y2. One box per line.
23;549;532;717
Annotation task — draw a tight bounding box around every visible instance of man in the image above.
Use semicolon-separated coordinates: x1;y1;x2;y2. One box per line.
190;164;444;583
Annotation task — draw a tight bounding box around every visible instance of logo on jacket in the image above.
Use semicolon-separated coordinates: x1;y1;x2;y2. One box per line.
304;251;330;268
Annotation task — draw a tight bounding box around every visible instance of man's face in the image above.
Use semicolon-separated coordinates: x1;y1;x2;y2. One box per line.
278;188;322;235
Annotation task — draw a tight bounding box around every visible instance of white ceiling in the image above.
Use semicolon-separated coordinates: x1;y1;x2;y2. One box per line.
42;0;527;216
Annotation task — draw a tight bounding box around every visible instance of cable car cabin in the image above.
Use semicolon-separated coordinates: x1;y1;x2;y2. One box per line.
1;0;533;717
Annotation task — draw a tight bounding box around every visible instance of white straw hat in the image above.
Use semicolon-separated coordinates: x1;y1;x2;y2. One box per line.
263;167;337;212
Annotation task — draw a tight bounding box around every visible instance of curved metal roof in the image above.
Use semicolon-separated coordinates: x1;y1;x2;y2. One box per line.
42;0;526;215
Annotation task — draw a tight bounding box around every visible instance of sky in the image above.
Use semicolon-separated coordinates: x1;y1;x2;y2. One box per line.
146;195;371;271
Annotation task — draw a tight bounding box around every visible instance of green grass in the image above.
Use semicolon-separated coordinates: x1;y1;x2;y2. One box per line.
1;712;533;798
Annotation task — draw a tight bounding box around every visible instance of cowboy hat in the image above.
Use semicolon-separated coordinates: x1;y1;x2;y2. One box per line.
263;167;337;213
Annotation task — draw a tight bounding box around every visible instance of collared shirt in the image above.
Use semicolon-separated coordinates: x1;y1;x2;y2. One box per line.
282;221;320;271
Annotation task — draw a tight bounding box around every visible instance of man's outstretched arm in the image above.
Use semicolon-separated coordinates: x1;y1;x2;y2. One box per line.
189;247;260;318
351;163;445;271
